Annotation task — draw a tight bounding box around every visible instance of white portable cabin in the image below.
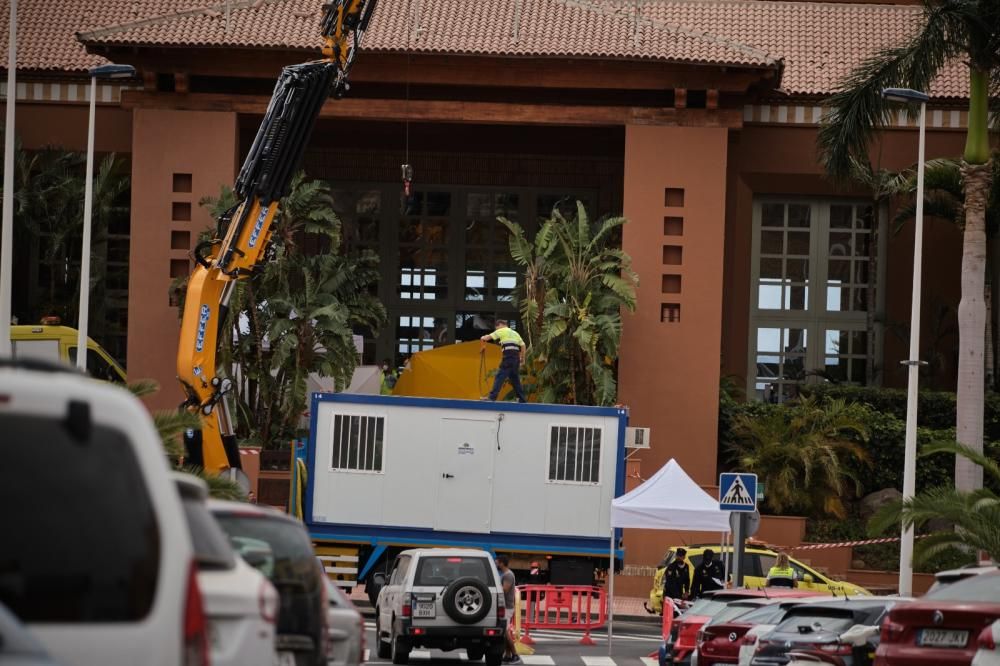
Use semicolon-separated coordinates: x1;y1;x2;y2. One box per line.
304;394;628;555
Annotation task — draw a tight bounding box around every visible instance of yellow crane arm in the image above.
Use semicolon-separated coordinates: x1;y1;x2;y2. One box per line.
176;0;378;473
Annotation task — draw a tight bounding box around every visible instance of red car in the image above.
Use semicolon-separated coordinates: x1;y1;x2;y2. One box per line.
877;569;1000;666
698;599;809;666
673;590;815;665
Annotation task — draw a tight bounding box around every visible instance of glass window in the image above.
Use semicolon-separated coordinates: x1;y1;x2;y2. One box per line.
0;415;160;622
330;413;385;473
711;602;764;624
464;192;520;305
396;315;437;366
12;339;61;363
925;572;1000;602
547;425;601;484
414;556;492;586
749;199;880;401
181;496;236;571
68;347;124;383
774;611;856;634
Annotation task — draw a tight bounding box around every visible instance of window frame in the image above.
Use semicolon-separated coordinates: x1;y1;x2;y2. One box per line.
747;197;887;401
328;411;387;475
545;423;603;485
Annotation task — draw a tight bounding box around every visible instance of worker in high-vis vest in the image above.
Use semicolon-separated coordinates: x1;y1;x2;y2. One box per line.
766;552;797;588
480;319;527;403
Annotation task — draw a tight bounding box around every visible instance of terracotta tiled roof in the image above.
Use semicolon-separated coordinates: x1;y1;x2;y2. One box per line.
2;0;970;99
75;0;778;68
0;1;211;73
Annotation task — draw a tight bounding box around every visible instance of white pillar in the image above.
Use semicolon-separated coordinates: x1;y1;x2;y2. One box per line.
76;76;97;370
0;0;17;356
899;101;927;597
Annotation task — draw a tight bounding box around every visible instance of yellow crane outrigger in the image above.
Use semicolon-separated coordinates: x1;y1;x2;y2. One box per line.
177;0;378;473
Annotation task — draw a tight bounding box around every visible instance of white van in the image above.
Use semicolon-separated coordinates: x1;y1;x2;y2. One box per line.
0;360;206;666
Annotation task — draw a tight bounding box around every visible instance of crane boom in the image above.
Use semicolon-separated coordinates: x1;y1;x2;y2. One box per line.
177;0;378;473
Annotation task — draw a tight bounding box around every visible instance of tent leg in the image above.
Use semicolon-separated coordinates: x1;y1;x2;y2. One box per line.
608;533;615;654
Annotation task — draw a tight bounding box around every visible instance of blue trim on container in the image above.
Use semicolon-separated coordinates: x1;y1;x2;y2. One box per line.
309;522;624;558
306;399;320;526
613;407;629;553
310;392;627;419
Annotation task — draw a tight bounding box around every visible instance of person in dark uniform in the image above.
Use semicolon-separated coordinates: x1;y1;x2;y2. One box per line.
663;548;691;601
690;549;726;598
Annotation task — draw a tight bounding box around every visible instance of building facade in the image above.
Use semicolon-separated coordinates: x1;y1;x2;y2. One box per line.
2;0;982;566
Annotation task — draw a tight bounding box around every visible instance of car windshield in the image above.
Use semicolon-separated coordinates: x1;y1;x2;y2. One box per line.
213;512;322;638
774;610;856;635
181;496;235;571
924;573;1000;602
414;556;492;586
708;603;764;625
0;414;160;622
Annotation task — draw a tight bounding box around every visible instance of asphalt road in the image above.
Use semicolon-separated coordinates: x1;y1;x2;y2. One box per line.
362;619;662;666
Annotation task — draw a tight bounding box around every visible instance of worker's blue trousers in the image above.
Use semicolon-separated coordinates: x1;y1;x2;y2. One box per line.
488;353;527;402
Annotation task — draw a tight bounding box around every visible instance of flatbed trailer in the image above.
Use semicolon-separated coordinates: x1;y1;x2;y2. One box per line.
292;394;626;595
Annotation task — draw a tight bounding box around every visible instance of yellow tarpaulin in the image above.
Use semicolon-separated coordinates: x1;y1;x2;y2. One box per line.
392;341;512;400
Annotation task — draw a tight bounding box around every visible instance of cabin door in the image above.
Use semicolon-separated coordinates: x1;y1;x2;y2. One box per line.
435;418;496;533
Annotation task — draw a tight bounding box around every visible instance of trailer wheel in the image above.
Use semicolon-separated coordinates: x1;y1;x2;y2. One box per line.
391;629;410;665
442;577;492;624
485;644;504;666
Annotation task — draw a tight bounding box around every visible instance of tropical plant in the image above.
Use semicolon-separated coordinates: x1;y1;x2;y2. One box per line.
818;0;1000;492
499;201;638;406
727;396;872;518
870;440;1000;563
199;173;386;447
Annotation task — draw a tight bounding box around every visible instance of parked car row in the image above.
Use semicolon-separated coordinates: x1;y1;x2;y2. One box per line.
0;361;364;666
659;564;1000;666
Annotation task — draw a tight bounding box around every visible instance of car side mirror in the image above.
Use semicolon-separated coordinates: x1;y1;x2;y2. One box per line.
370;572;387;595
803;574;814;583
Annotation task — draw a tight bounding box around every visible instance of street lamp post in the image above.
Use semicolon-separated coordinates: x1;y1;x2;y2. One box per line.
882;86;929;597
76;63;134;371
0;0;17;357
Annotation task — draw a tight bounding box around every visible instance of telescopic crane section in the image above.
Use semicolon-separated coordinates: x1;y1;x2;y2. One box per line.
177;0;378;474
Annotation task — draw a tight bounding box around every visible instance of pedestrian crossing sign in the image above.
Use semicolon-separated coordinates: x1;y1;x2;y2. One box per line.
719;473;758;512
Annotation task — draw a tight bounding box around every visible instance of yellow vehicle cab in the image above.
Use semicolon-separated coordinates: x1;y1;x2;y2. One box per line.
647;544;870;612
11;321;126;383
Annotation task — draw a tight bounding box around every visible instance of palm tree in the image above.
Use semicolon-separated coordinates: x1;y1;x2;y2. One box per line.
728;396;871;518
818;0;1000;492
869;440;1000;563
500;201;638;406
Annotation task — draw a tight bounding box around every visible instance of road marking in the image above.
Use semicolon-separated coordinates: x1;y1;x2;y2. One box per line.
641;658;659;666
581;657;618;666
364;649;370;661
410;650;433;660
520;657;555;665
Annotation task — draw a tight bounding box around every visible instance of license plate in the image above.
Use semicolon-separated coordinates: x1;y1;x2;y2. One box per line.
918;629;968;648
415;601;436;618
274;651;297;666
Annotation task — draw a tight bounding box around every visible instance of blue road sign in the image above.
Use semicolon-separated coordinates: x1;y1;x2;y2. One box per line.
719;473;758;512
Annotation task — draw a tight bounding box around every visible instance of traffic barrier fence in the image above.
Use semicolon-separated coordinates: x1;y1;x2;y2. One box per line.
517;585;606;646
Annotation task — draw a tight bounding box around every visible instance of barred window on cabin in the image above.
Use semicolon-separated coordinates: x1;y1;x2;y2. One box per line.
331;414;385;473
547;425;601;484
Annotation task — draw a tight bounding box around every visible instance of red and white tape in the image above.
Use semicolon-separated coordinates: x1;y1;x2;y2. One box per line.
792;535;926;550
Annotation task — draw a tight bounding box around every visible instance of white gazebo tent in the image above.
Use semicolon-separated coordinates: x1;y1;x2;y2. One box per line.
607;459;731;649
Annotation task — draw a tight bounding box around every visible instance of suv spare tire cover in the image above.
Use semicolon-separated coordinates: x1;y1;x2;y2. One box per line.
442;577;492;624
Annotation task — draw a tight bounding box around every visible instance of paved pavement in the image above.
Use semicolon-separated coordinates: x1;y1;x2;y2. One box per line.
362;619;662;666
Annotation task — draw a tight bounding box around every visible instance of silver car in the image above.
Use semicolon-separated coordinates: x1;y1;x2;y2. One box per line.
372;549;507;666
323;579;364;666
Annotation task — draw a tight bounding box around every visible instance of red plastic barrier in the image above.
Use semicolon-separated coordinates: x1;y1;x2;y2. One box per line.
518;585;607;646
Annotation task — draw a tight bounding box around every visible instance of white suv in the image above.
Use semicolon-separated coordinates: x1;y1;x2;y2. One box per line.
373;549;507;666
0;360;205;666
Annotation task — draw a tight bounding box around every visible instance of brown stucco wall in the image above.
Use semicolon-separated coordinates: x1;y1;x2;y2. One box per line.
128;108;238;408
619;124;729;566
721;124;967;393
0;102;132;153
